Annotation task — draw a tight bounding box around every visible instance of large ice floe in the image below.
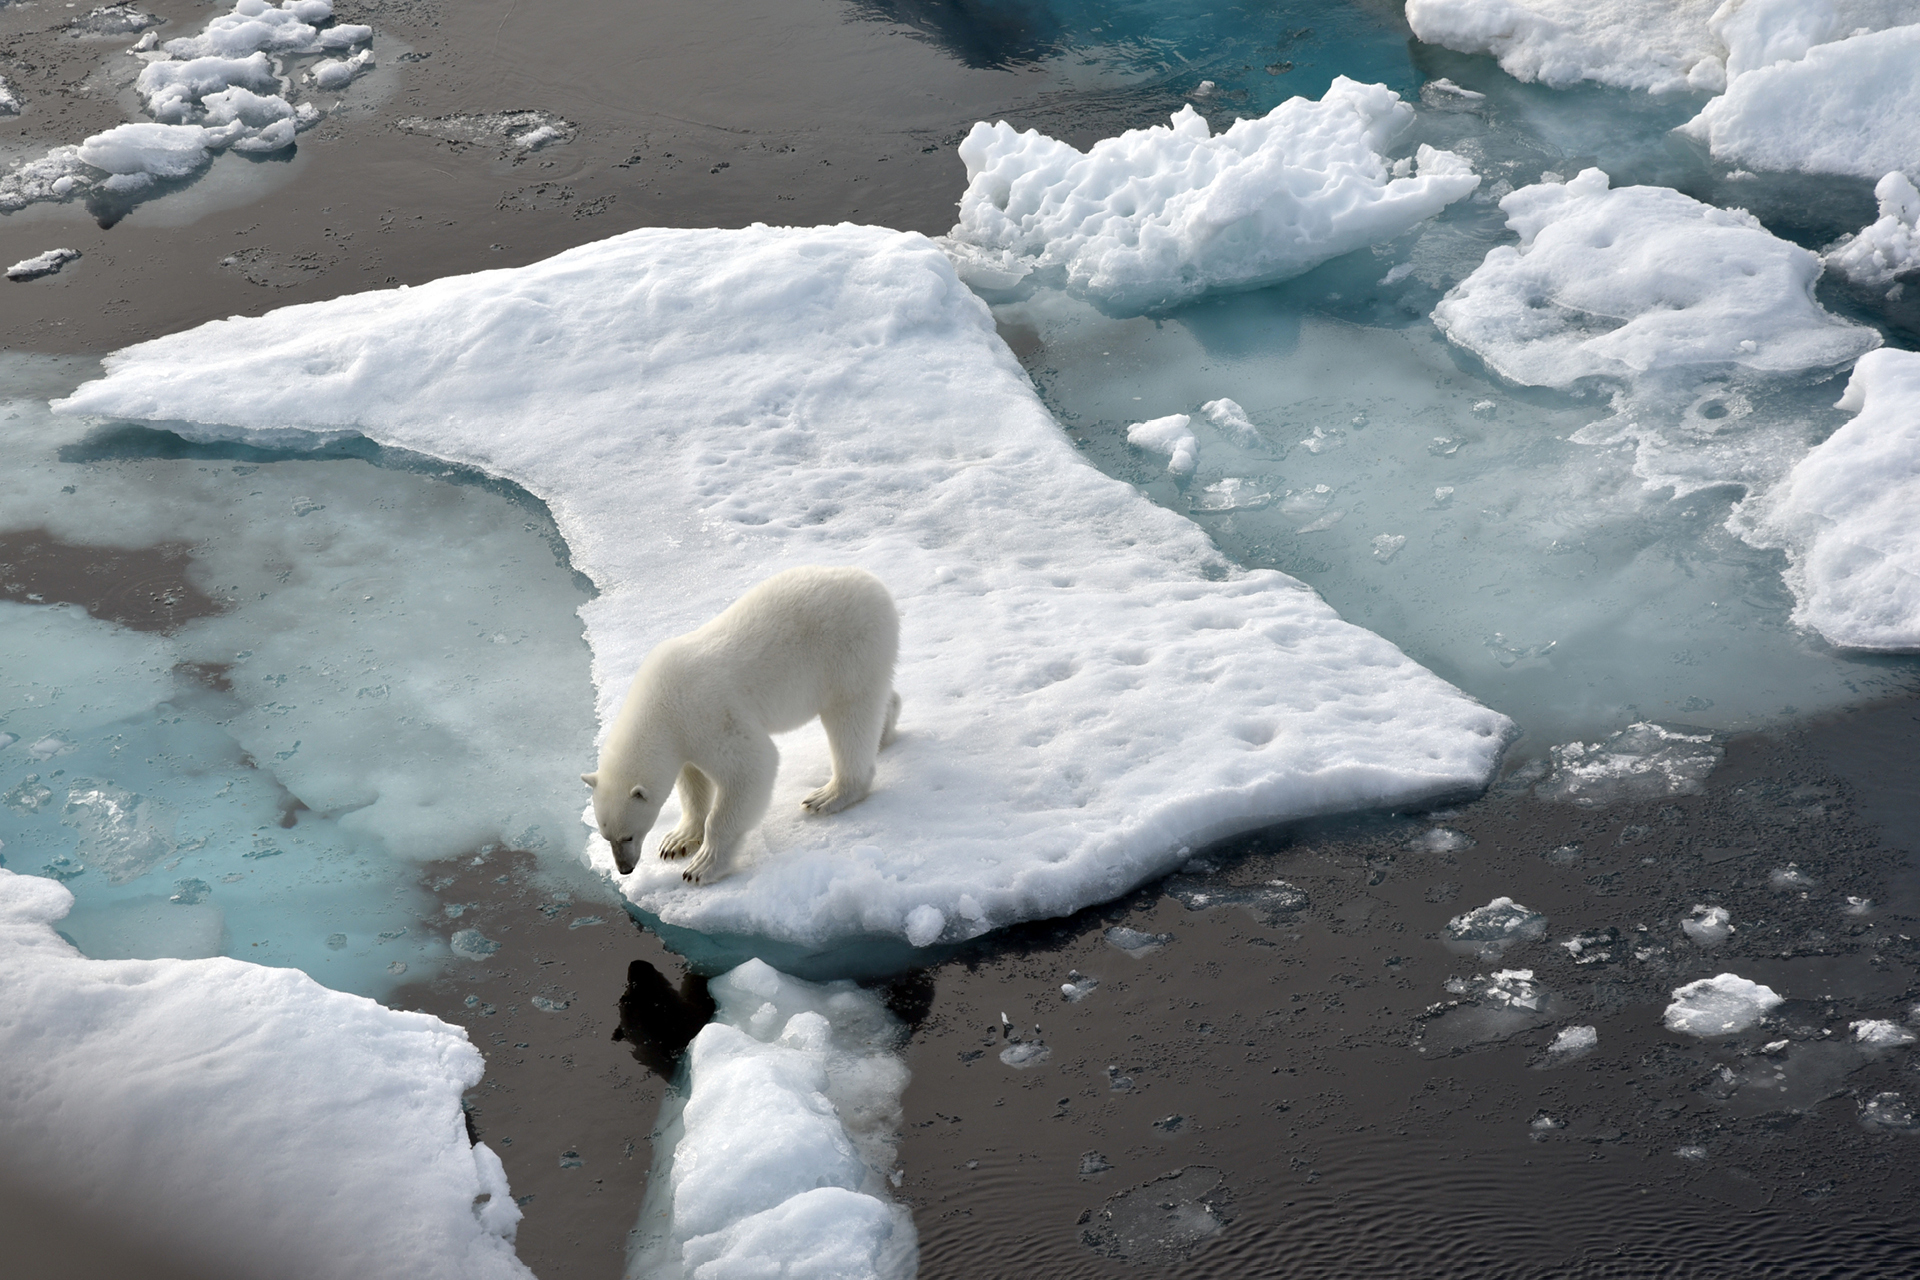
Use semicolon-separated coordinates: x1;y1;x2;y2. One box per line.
1405;0;1731;94
1731;349;1920;651
0;0;367;212
943;77;1480;312
627;959;914;1280
54;224;1513;957
0;868;532;1279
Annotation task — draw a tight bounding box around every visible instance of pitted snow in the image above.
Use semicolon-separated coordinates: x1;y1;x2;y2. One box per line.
943;79;1479;312
1733;349;1920;651
54;225;1513;952
0;869;532;1280
628;959;914;1280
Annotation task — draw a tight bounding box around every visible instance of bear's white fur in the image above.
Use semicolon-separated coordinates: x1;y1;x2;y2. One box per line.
582;566;901;884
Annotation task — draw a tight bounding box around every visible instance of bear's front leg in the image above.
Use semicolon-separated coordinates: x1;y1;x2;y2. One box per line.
682;734;777;885
657;765;713;861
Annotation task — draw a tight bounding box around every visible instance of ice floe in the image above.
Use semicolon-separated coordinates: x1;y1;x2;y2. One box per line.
1678;22;1920;180
1682;904;1733;946
1535;722;1722;807
1542;1023;1598;1061
1405;0;1728;94
627;959;914;1280
1663;972;1783;1036
55;224;1514;955
943;79;1479;311
6;248;81;281
1852;1018;1917;1048
1446;896;1546;954
1433;169;1880;395
1732;349;1920;650
0;869;532;1279
1826;172;1920;290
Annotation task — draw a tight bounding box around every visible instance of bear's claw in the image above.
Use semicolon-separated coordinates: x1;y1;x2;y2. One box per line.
658;831;701;860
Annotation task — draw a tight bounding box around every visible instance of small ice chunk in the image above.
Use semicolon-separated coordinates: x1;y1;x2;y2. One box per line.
1536;722;1721;808
1127;414;1197;476
1424;77;1484;101
1852;1019;1916;1048
1447;896;1546;944
1770;864;1815;890
1370;533;1407;563
566;915;602;929
1079;1150;1112;1175
313;47;374;91
1545;1024;1597;1058
1862;1092;1919;1130
449;929;500;960
168;878;211;905
904;904;945;948
1845;895;1875;916
1826;173;1920;288
1105;926;1172;958
1663;973;1783;1036
1000;1040;1050;1068
1681;905;1732;946
1675;1144;1709;1160
1199;397;1262;448
1191;478;1271;513
0;76;19;117
530;995;568;1013
1060;970;1099;1002
7;248;82;281
1412;826;1472;852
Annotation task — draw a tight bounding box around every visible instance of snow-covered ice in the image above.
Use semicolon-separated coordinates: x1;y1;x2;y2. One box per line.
1405;0;1727;94
1663;973;1783;1036
1682;904;1733;946
1732;349;1920;651
1678;22;1920;180
0;869;532;1279
1535;722;1723;807
626;959;914;1280
943;79;1479;311
55;224;1514;956
6;248;81;281
1826;172;1920;289
1433;169;1879;397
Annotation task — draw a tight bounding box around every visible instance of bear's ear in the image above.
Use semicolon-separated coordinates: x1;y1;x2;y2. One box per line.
630;785;647;801
580;772;599;789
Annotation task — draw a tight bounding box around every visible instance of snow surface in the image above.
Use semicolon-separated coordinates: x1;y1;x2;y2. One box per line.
1827;171;1920;289
627;959;914;1280
943;79;1480;311
6;248;81;280
1678;22;1920;180
1663;972;1783;1036
1733;349;1920;651
1433;169;1880;392
54;224;1514;953
0;868;532;1279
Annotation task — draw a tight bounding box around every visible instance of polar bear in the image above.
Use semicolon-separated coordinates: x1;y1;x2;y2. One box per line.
582;566;901;884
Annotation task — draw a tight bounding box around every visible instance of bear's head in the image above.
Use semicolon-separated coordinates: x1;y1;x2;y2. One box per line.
582;770;670;876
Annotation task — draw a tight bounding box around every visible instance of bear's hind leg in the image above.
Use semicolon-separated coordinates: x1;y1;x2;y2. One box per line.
803;691;890;815
658;765;713;861
879;689;902;749
682;734;778;885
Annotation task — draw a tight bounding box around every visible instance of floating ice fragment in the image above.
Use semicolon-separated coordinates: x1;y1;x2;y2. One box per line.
326;932;347;949
1060;970;1099;1002
1559;927;1617;964
904;904;945;947
1675;1144;1709;1160
1191;478;1271;513
1663;973;1782;1036
1000;1040;1050;1068
1127;414;1198;477
449;929;499;960
7;248;82;281
558;1150;583;1169
1081;1166;1228;1266
1105;1065;1134;1091
1079;1150;1112;1176
1200;398;1262;448
1105;926;1172;958
1411;826;1472;853
169;878;211;905
1545;1024;1597;1059
1447;968;1545;1011
397;111;577;151
30;737;70;760
1681;905;1732;946
1295;509;1346;534
1379;262;1416;286
1447;896;1546;944
1862;1092;1919;1131
566;915;603;929
1852;1019;1916;1048
1406;0;1727;94
1846;895;1875;916
312;48;374;91
1770;864;1815;890
947;80;1478;311
387;961;406;975
1370;533;1407;563
1536;722;1721;808
531;995;569;1013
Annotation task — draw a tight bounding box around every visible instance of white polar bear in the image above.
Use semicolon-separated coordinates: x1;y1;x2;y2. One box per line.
582;565;902;884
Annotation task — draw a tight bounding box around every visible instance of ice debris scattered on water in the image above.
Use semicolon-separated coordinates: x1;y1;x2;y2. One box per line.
1861;1092;1919;1131
397;111;577;151
1536;722;1723;808
1447;896;1547;945
1663;973;1783;1037
1081;1166;1230;1267
1731;349;1920;651
55;224;1515;952
626;959;914;1280
1446;968;1545;1011
1826;172;1920;291
67;4;160;36
7;248;82;281
1163;876;1307;921
0;870;532;1279
944;78;1479;311
1682;905;1733;946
